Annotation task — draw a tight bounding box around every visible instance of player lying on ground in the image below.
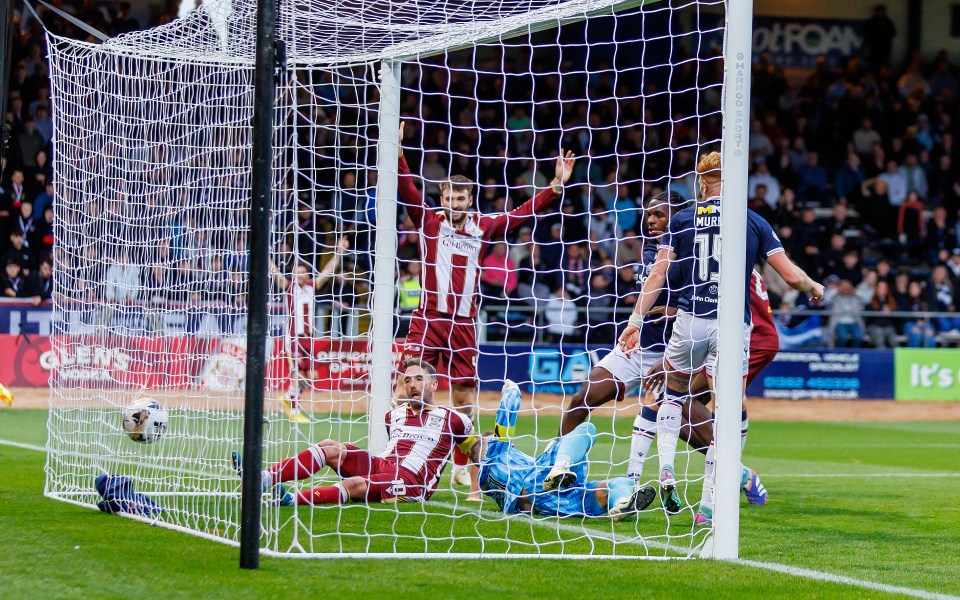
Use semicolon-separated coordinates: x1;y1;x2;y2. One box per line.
619;151;824;526
468;381;656;520
556;192;767;507
395;120;576;498
232;359;476;505
271;236;350;423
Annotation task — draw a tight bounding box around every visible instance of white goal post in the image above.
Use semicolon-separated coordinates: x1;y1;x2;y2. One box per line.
44;0;753;560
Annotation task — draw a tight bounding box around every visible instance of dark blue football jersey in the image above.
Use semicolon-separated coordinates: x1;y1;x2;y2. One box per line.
659;196;784;323
637;239;681;352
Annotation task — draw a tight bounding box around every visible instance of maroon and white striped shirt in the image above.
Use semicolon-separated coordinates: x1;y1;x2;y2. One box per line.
381;404;475;499
397;156;559;319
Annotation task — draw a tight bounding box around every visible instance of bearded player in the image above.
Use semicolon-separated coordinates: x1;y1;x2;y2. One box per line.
469;381;657;520
396;121;575;499
233;359;476;505
619;151;822;526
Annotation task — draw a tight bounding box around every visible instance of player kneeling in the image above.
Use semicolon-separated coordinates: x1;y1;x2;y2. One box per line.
468;381;656;521
233;359;475;505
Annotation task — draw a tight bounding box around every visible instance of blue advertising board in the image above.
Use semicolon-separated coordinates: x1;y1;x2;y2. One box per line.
476;345;895;400
745;350;894;400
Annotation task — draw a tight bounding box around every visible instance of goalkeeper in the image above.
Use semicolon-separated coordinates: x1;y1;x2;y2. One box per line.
468;381;655;520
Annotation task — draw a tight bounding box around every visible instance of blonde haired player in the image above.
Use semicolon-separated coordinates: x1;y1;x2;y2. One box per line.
271;236;349;422
619;151;823;525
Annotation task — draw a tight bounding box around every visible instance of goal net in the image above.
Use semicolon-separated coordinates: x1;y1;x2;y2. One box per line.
45;0;732;557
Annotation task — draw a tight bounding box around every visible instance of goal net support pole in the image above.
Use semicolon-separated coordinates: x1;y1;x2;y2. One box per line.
240;0;278;570
368;59;402;455
712;0;754;561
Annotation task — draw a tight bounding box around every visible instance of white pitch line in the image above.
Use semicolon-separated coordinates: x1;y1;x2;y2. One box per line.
4;438;957;598
732;559;960;600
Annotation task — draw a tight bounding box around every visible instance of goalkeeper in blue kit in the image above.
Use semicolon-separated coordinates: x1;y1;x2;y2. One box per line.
468;381;656;520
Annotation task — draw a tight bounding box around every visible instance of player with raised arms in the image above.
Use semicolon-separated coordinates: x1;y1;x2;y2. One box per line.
232;358;476;505
618;151;823;526
468;381;657;520
271;237;350;423
396;121;575;499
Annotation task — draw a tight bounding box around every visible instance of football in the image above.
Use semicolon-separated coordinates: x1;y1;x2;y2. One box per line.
122;399;169;444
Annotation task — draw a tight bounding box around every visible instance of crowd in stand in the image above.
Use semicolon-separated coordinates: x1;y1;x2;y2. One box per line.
2;2;960;347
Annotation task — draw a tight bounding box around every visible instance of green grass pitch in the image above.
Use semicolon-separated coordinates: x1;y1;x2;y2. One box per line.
1;410;958;598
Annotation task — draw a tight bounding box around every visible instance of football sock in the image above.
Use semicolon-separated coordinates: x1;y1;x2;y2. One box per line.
605;476;634;512
700;439;716;513
628;406;658;480
556;422;597;466
299;482;348;505
656;399;684;474
453;404;476;467
741;409;748;451
269;444;327;483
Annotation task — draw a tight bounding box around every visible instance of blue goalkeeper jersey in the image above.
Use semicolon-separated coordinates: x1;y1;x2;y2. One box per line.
478;439;605;517
659;197;784;323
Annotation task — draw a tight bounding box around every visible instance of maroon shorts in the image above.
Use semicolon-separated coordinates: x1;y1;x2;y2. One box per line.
285;337;313;372
337;444;422;502
402;310;478;387
746;346;778;388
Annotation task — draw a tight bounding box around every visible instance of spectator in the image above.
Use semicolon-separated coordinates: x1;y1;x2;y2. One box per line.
852;118;882;156
509;227;532;267
16;117;45;169
749;119;774;159
32;181;53;221
794;208;825;249
562;242;589;300
825;201;859;238
867;279;900;348
836;250;864;286
31;205;54;257
1;259;24;297
747;159;780;208
543;286;577;342
830;280;865;348
607;185;638;234
862;4;896;69
925;206;956;262
747;186;775;224
928;265;960;333
897;52;929;99
899;154;929;200
878;160;908;206
856;269;878;305
859;177;895;237
33;104;52;144
796;151;828;204
4;231;34;275
25;257;53;306
834;152;866;202
930;55;960;100
928;155;955;206
615;230;643;267
585;272;616;344
12;201;36;245
904;280;936;347
113;2;141;35
104;250;142;303
897;190;926;251
480;242;517;298
946;249;960;286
